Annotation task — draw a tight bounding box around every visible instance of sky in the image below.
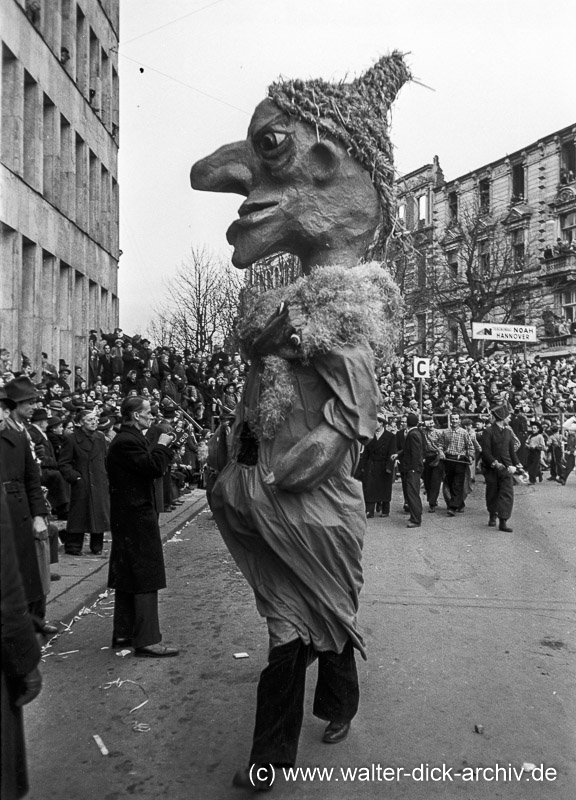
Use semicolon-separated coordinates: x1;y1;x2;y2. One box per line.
117;0;575;336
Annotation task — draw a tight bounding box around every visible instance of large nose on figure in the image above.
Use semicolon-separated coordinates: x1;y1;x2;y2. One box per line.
190;140;254;197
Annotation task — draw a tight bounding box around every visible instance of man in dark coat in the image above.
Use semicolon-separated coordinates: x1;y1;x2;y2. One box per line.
398;413;424;528
27;408;69;518
58;410;110;555
1;486;43;800
0;379;55;636
481;404;522;532
356;414;396;517
106;396;178;657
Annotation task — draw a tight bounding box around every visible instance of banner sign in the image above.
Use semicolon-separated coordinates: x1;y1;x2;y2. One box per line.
471;322;537;342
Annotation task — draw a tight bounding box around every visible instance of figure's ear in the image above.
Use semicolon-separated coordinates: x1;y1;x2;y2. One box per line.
308;141;340;184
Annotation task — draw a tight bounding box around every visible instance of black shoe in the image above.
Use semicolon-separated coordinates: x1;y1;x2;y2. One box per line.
112;636;133;649
134;643;179;658
64;549;82;556
488;514;497;527
428;505;436;513
232;766;273;792
499;520;513;532
457;505;465;513
90;548;103;555
380;512;389;518
50;573;61;581
447;509;455;517
406;521;421;528
322;720;351;744
366;512;374;518
403;504;410;513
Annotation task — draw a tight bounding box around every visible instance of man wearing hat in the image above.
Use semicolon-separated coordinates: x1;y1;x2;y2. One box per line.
57;365;72;392
0;378;57;635
356;413;397;518
28;407;69;520
481;404;522;532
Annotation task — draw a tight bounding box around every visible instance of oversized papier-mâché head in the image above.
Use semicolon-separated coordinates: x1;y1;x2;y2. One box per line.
190;51;411;272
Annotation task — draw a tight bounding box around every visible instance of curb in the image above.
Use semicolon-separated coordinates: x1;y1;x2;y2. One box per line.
46;493;208;629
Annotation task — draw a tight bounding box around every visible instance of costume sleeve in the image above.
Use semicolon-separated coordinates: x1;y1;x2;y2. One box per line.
481;426;495;465
314;345;378;444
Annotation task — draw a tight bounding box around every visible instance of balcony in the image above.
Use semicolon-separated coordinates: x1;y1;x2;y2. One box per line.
539;253;576;284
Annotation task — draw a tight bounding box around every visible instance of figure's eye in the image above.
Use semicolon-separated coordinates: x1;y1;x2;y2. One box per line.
256;130;289;156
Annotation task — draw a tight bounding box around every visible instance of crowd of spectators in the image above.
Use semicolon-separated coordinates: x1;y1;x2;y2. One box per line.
1;333;576;520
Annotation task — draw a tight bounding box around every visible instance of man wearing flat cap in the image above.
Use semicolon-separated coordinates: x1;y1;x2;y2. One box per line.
192;51;409;787
481;404;522;532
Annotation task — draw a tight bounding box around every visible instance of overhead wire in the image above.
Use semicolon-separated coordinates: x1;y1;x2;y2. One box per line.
118;52;249;114
115;0;231;49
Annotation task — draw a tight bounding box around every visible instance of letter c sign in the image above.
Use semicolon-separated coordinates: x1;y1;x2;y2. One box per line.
413;357;430;378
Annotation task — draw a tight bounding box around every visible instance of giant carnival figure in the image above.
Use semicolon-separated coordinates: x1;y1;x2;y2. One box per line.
191;52;410;791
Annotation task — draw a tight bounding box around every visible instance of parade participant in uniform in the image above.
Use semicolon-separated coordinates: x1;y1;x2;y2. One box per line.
526;421;546;484
438;412;476;516
106;396;178;657
398;413;424;528
421;414;443;513
0;378;55;636
481;404;522;532
191;52;409;789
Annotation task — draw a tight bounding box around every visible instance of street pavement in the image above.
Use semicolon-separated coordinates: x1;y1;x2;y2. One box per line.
24;475;575;799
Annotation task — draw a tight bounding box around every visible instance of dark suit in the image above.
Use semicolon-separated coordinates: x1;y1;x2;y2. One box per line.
28;424;69;513
356;430;396;515
98;353;114;386
106;425;172;648
398;427;424;525
481;423;519;522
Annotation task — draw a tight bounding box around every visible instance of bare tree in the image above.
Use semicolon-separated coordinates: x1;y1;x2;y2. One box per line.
148;246;244;352
389;202;542;357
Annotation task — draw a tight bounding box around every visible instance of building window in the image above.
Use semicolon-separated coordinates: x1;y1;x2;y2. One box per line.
510;228;525;271
478;240;490;276
417;194;428;227
416;313;426;354
398;203;405;224
2;45;19;172
417;254;426;288
447;250;458;278
448;190;458;221
448;321;459;353
561;289;576;323
560;141;576;184
479;178;490;213
511;162;525;203
23;71;39;187
560;211;576;246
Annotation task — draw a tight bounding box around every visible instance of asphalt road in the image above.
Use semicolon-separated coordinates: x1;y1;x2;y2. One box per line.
25;476;576;799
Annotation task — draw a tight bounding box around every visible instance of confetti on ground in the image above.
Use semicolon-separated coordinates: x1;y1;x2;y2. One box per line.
132;722;150;732
58;649;80;656
116;649;131;657
233;652;249;659
92;734;109;755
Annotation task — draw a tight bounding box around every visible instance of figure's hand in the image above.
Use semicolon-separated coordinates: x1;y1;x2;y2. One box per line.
263;422;351;493
32;516;47;535
14;667;42;707
507;465;517;474
253;302;306;358
158;433;173;447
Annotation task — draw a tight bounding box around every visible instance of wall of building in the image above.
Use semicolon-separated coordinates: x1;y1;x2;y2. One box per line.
395;125;576;358
0;0;119;375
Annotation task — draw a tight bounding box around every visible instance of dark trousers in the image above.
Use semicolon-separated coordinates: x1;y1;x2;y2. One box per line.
250;638;359;767
443;460;467;510
423;459;443;507
404;469;422;524
484;468;514;520
561;453;575;483
113;590;161;648
65;531;104;554
549;445;563;479
526;449;542;483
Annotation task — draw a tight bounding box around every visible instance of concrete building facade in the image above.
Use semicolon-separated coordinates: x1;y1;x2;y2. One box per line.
393;124;576;359
0;0;120;375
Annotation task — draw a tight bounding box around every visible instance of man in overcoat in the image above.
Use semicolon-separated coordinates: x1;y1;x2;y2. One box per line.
0;379;55;635
58;410;110;555
481;404;522;532
356;414;397;517
1;486;43;800
106;396;178;657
